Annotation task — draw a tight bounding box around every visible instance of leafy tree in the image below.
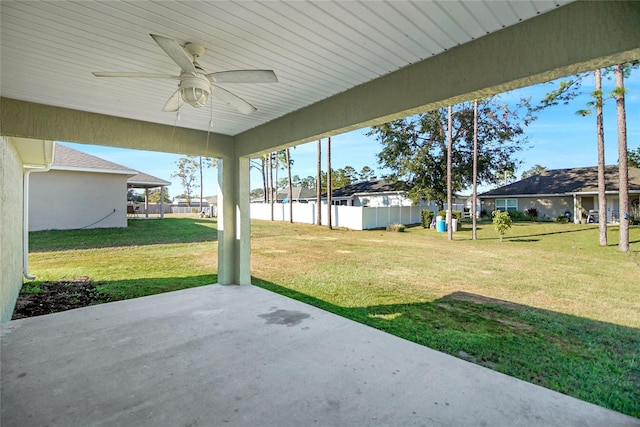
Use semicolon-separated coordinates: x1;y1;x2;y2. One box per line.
520;164;547;180
147;188;171;204
197;156;217;211
629;147;640;168
251;156;268;203
358;166;376;182
301;176;316;189
495;168;517;187
492;210;512;242
332;167;354;189
171;157;199;206
614;64;630;252
127;189;144;202
250;187;265;200
369;97;533;209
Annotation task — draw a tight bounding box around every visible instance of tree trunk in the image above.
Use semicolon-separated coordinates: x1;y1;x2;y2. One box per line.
262;156;268;204
316;139;322;226
447;105;453;241
595;69;607;246
269;152;274;221
615;64;629;252
327;137;333;230
286;148;293;223
199;156;204;213
472;100;478;240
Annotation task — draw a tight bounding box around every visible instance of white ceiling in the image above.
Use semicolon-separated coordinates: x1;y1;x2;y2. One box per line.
1;1;572;136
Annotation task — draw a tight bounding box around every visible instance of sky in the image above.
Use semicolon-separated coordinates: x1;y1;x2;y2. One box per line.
61;68;639;198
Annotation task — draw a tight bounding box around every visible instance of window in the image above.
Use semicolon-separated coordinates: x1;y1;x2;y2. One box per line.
495;199;518;212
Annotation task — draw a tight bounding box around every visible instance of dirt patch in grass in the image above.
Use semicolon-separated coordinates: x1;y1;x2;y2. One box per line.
12;277;109;320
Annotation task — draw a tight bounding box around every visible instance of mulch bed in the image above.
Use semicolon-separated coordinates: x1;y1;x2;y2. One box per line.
12;277;109;320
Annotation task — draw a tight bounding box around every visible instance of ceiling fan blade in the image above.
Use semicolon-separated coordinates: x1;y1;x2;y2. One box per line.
163;89;184;112
92;72;179;79
206;70;278;84
212;85;257;115
150;34;197;74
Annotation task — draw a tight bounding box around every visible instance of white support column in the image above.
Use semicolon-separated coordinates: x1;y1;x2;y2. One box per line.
217;155;251;285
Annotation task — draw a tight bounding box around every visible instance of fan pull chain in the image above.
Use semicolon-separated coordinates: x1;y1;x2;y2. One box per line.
205;102;213;155
171;110;181;140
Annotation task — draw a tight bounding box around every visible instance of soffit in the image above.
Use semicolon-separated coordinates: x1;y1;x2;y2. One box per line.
0;1;571;137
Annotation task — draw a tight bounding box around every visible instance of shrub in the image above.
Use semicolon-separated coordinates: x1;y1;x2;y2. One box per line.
492;210;512;242
507;210;529;222
437;210;462;222
386;223;406;232
555;214;570;223
524;207;538;221
421;210;434;228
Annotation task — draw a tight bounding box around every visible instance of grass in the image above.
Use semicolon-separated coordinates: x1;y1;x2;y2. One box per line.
26;216;640;417
28;217;218;300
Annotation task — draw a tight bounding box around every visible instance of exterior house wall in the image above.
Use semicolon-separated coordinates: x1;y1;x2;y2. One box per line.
353;193;413;207
481;196;573;220
516;196;574;220
1;137;25;322
30;170;128;231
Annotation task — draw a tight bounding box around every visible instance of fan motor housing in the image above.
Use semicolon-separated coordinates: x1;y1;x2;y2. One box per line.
179;74;211;107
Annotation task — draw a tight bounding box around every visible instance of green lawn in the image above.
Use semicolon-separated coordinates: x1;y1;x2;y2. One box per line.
26;216;640;417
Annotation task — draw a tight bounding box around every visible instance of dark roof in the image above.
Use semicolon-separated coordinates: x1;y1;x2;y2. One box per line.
479;166;640;197
327;179;407;198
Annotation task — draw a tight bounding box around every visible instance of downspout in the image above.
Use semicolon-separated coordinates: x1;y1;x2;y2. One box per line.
23;164;52;280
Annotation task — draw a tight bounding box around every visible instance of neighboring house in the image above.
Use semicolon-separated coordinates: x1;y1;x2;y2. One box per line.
323;179;465;211
324;179;415;207
277;186;317;203
478;166;640;222
29;143;169;231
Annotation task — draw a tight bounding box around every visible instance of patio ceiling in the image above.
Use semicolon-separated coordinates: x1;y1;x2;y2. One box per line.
2;1;572;136
1;1;639;158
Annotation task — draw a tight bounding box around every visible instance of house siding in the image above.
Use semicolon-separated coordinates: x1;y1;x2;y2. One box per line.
0;137;25;322
30;170;128;231
482;196;574;219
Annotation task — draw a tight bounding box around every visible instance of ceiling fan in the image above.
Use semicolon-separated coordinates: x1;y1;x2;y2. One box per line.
93;34;277;114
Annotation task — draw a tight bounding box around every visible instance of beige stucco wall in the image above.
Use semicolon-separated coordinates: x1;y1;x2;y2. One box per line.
481;196;574;220
30;170;129;231
0;137;25;322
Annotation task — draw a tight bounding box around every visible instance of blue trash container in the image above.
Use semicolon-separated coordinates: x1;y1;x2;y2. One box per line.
436;219;446;232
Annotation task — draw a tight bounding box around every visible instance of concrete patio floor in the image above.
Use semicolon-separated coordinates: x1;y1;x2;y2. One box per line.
1;284;637;427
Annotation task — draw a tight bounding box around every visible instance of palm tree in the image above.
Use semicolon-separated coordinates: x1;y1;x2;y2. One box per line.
594;69;607;246
286;148;293;223
614;64;629;252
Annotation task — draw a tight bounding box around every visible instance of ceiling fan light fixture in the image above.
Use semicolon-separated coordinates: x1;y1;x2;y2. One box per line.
179;74;211;107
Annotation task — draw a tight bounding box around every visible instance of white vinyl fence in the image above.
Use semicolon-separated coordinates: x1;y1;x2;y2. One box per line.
250;203;437;230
